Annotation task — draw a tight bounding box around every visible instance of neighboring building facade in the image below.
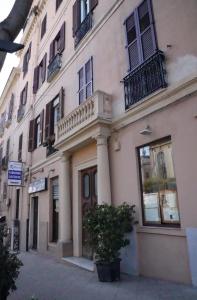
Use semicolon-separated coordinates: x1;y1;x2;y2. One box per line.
0;0;197;285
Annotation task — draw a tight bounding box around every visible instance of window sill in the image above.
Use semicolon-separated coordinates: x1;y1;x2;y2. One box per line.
137;226;186;237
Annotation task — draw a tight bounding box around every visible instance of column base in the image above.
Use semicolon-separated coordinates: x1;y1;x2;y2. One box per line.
57;241;73;258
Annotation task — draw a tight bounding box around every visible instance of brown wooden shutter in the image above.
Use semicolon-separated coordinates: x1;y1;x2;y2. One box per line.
8;94;14;120
42;53;47;83
49;41;54;63
24;82;28;104
29;42;32;59
45;101;53;141
28;119;35;152
33;67;39;94
59;87;65;119
90;0;98;11
40;110;44;144
18;134;23;161
58;22;65;53
72;0;81;37
22;54;26;73
6;138;10;160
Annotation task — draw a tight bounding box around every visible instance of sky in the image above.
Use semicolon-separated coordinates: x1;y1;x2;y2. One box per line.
0;0;22;96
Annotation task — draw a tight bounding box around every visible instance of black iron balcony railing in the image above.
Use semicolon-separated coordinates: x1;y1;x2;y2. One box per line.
124;50;167;110
75;13;92;47
47;53;62;82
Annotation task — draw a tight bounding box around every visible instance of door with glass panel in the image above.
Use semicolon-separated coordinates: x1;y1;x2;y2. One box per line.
81;166;97;259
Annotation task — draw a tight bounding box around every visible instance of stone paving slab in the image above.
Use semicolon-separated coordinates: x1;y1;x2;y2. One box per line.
8;252;197;300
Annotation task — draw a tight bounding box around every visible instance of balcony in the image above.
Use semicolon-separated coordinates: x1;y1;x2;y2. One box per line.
75;13;92;47
47;53;62;82
17;105;25;123
124;50;167;110
55;91;112;146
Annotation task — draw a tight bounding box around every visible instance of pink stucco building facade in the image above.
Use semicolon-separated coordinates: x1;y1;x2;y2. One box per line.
0;0;197;285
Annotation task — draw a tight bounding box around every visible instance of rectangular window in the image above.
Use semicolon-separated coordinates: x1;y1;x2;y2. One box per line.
125;0;157;71
138;138;180;226
23;43;31;77
78;57;93;104
44;87;64;145
80;0;90;22
49;22;65;63
20;83;28;106
41;14;47;39
35;116;42;148
56;0;63;11
18;134;23;162
33;54;47;93
28;110;44;152
16;189;20;220
51;177;59;242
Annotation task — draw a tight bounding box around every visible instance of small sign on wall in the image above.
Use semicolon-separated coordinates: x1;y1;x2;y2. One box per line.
28;178;47;194
8;161;23;186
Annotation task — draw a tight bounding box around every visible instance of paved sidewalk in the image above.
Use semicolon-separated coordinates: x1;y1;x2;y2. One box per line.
8;252;197;300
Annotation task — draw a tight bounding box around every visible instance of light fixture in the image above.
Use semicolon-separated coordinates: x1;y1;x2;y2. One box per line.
139;125;152;135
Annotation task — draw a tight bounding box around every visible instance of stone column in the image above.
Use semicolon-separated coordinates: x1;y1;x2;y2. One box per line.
58;152;72;256
96;135;111;205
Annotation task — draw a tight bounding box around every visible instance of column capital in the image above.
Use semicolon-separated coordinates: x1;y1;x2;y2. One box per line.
96;134;108;146
60;151;71;162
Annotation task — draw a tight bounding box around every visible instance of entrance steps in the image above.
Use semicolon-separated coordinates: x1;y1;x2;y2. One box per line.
62;256;94;272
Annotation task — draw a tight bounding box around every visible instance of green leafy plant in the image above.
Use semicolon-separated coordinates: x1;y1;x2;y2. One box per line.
83;203;136;263
0;223;23;300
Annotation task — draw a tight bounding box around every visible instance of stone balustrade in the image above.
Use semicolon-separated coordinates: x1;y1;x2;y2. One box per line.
56;91;112;144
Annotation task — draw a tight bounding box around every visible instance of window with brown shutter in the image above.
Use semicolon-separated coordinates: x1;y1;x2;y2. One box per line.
20;83;28;105
73;0;98;45
90;0;98;11
40;110;44;144
58;22;65;54
59;87;64;119
41;14;47;39
33;54;47;93
28;119;36;152
8;94;14;121
33;67;39;94
49;22;65;63
56;0;63;11
23;42;31;77
18;134;23;162
72;0;81;37
45;101;53;143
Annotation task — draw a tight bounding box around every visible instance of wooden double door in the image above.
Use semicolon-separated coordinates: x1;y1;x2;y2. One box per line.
81;166;97;259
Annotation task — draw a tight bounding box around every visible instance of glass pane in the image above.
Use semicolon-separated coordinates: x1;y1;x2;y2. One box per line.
85;60;91;84
79;90;84;104
139;139;180;224
83;174;90;198
139;13;150;33
86;83;92;98
126;15;136;45
79;68;84;89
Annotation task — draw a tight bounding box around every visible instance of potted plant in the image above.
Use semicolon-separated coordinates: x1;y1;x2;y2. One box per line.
83;203;136;282
0;222;23;300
